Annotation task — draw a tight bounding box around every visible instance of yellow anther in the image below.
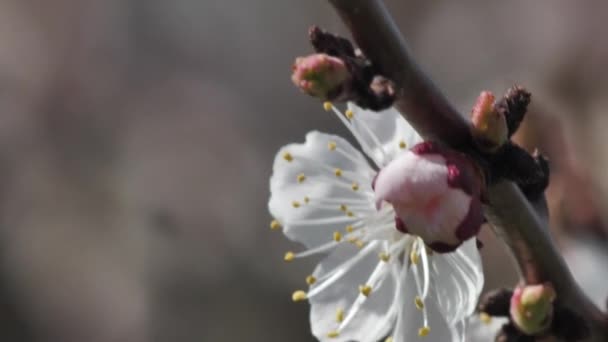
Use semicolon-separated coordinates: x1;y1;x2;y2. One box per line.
292;201;301;208
284;251;295;262
346;211;355;217
339;204;347;212
347;237;358;244
410;250;420;265
345;225;354;233
355;240;365;249
327;331;340;339
333;231;343;242
336;308;344;323
306;275;317;286
359;285;372;297
480;312;492;324
418;326;431;337
385;337;393;342
351;182;359;191
328;141;337;151
292;290;307;302
415;296;425;310
379;252;390;262
304;196;310;204
345;109;354;119
334;168;343;177
270;220;282;230
297;173;306;183
283;152;293;162
323;101;333;111
399;140;407;149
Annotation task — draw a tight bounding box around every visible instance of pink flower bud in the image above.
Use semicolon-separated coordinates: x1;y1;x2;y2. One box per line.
291;54;350;99
470;91;508;152
373;141;484;253
510;283;556;335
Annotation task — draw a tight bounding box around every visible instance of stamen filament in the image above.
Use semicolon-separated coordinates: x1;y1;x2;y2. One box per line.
350;113;390;166
307;242;379;298
339;260;388;330
293;240;339;258
329;105;382;167
419;239;431;299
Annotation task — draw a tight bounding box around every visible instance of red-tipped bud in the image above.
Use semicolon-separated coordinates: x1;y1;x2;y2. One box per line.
471;91;508;152
510;283;556;335
291;54;350;99
373;141;484;253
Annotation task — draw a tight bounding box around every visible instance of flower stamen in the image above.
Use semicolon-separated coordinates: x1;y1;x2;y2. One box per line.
333;231;343;242
359;284;372;297
270;220;281;231
283;152;294;162
327;104;383;167
292;290;307;302
284;251;295;262
415;296;425;310
327;331;340;338
410;250;420;265
418;326;431;337
345;109;354;119
379;252;390;262
306;275;317;285
480;312;492;324
336;308;345;323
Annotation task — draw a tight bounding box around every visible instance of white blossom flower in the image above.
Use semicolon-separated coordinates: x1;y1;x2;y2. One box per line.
269;103;484;342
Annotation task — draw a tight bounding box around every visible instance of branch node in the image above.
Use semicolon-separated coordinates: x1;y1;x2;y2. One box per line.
301;26;396;110
495;86;532;137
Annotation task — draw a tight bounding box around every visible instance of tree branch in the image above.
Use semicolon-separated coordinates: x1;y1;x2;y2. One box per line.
327;0;608;340
329;0;471;148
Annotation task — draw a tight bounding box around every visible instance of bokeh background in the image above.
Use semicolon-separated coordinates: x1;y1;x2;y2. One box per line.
0;0;606;341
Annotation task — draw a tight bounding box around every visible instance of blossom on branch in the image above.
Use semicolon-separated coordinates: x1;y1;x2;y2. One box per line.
268;103;485;341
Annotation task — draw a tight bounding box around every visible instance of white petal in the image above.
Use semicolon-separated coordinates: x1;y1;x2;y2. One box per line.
466;314;508;342
374;152;449;208
564;238;608;308
309;243;398;342
347;104;422;166
424;188;472;245
430;239;484;325
269;131;376;248
392;266;461;342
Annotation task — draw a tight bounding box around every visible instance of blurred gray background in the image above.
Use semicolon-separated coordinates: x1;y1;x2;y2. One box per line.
0;0;606;341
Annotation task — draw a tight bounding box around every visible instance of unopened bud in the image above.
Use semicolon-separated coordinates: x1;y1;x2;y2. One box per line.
291;54;350;99
470;91;508;152
374;141;484;253
510;283;556;335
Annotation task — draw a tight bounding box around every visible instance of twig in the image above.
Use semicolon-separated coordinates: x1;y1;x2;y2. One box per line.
327;0;608;340
329;0;471;148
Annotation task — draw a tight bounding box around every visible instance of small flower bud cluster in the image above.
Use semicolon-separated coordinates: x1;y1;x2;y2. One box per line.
291;53;350;100
510;283;556;335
